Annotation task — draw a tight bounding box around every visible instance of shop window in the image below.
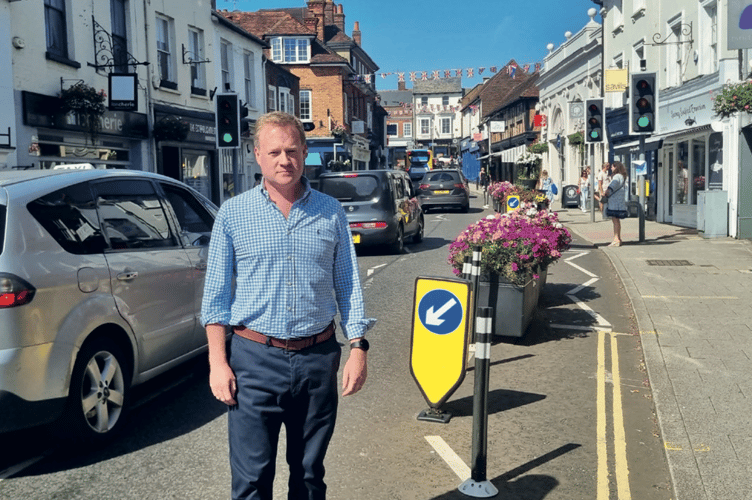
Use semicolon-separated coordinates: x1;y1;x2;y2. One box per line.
182;150;211;200
675;141;689;204
692;138;706;201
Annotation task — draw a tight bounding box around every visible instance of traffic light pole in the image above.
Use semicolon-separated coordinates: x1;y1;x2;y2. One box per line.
590;144;596;223
638;136;645;242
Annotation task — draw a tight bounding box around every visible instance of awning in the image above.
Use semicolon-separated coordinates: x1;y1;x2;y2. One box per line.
612;136;663;155
655;124;714;142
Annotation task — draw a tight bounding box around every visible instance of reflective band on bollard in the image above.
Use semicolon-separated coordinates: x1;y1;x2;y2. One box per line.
459;306;498;498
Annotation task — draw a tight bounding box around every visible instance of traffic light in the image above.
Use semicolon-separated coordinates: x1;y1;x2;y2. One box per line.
585;98;604;143
215;93;240;148
630;72;656;134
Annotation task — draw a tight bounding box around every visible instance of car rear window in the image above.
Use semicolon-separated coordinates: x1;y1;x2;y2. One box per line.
27;182;108;255
319;175;382;202
425;172;459;183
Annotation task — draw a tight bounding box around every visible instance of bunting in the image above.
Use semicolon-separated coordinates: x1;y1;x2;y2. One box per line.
364;60;543;85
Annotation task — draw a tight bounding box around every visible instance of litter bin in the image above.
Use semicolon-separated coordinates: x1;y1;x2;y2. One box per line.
562;185;579;208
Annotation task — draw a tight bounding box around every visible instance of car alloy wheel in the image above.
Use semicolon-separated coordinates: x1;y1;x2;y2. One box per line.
389;224;404;254
59;337;130;444
413;216;424;243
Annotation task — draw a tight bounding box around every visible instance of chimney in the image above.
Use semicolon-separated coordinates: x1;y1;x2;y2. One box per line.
334;4;345;32
307;0;326;41
398;80;406;91
352;21;361;46
325;0;335;26
304;17;319;36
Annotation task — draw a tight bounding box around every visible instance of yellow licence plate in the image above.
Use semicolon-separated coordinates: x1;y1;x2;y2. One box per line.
352;234;361;244
434;190;450;194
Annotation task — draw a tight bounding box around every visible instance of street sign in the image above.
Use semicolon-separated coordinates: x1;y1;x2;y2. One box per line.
410;276;472;407
506;194;520;212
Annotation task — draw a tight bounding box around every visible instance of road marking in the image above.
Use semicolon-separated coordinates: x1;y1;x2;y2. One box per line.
424;435;471;481
567;277;600;295
367;263;387;277
549;323;613;332
611;334;632;500
642;295;738;300
664;442;683;451
0;453;50;482
565;260;599;278
432;215;449;222
567;294;611;328
597;331;609;500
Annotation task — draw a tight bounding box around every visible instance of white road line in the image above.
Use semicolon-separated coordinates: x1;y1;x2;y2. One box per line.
425;435;471;481
0;453;49;482
567;277;600;295
565;251;589;260
549;323;613;332
565;260;599;278
566;293;611;327
367;263;387;277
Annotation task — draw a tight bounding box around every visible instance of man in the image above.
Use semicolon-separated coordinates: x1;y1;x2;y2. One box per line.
479;167;490;207
596;161;611;197
202;111;374;500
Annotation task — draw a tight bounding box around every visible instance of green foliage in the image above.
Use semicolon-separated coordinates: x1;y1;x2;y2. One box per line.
59;82;107;143
528;142;548;154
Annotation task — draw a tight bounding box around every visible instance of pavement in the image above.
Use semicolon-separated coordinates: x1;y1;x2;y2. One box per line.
556;203;752;500
468;183;752;499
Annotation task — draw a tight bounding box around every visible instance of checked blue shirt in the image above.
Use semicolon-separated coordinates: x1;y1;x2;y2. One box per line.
201;178;375;340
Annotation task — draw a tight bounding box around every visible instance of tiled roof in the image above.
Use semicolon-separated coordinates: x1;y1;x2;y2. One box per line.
379;90;413;106
218;10;313;37
459;60;539;118
413;76;462;95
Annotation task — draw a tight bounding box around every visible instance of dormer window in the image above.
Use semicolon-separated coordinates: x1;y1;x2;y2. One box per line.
271;37;310;63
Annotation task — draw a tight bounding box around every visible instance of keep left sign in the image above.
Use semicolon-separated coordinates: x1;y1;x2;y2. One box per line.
410;276;471;407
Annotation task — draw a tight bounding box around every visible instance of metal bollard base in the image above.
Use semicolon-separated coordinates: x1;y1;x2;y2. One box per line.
458;478;498;497
417;407;452;424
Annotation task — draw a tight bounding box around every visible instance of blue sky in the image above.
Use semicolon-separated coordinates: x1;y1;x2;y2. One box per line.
215;0;600;90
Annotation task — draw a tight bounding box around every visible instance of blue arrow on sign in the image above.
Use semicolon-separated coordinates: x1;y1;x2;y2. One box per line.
418;289;463;335
507;197;520;209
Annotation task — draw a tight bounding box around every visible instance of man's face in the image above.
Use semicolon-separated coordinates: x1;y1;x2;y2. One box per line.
254;125;307;191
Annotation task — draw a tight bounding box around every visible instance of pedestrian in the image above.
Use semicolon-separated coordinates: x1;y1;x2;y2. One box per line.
602;161;629;246
480;167;491;207
253;173;262;187
579;168;590;212
201;111;375;500
538;169;554;204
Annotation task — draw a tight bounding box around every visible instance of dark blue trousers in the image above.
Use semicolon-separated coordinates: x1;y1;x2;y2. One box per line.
227;333;341;500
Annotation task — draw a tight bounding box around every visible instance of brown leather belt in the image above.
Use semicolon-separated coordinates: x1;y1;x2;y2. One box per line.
232;322;335;351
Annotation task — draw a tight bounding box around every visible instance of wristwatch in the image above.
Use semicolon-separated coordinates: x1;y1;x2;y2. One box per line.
350;339;370;351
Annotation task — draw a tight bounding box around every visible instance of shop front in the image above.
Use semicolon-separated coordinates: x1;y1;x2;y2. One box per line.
20;91;148;170
154;106;218;205
654;85;725;230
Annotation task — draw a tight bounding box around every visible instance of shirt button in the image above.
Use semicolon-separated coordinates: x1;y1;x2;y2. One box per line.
287;306;292;311
287;281;292;286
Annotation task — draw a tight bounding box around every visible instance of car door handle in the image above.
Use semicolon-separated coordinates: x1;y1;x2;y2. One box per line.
117;271;139;281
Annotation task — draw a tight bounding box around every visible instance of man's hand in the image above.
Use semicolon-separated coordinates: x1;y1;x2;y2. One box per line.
210;361;237;406
342;346;367;396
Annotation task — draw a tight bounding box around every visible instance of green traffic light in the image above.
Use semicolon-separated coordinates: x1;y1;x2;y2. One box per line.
223;133;234;143
590;130;600;139
637;116;651;128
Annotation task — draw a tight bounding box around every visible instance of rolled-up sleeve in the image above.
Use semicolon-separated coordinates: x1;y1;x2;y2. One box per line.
200;207;236;327
332;209;376;339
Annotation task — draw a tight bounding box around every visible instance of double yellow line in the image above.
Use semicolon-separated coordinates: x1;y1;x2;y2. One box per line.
597;331;631;500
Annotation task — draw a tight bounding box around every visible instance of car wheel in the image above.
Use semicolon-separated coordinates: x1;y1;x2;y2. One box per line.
389;224;404;254
413;216;424;243
461;203;470;213
58;337;130;445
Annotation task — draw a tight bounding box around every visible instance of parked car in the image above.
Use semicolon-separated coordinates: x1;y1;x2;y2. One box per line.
0;169;217;444
416;169;470;213
318;169;423;254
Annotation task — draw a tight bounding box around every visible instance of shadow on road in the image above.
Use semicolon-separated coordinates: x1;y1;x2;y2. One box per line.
441;388;545;418
428;443;581;500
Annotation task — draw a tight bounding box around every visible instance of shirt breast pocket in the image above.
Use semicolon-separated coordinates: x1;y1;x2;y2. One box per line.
300;221;338;266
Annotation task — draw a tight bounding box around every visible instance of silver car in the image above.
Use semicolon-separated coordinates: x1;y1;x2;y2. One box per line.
0;169;216;444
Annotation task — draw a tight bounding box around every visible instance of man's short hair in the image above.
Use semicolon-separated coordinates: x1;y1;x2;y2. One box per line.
254;112;306;150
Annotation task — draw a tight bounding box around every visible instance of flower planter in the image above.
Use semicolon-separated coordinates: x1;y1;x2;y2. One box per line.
477;274;537;338
517;179;538;191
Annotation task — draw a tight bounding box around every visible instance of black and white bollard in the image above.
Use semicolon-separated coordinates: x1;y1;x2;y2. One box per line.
458;307;498;498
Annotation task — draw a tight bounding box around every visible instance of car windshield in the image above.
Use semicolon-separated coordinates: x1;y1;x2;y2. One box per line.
319;175;381;202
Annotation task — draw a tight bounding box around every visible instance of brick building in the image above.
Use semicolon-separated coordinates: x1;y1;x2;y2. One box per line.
218;1;383;171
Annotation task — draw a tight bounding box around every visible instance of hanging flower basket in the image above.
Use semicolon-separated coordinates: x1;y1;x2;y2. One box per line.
59;82;106;143
331;123;348;138
712;80;752;117
153;116;190;142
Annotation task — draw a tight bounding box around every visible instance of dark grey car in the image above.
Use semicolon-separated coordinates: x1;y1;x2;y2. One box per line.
416;169;470;213
0;169;217;444
318;169;424;254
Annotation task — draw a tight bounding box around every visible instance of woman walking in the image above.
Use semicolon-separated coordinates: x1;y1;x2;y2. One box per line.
538;170;555;204
578;168;590;212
